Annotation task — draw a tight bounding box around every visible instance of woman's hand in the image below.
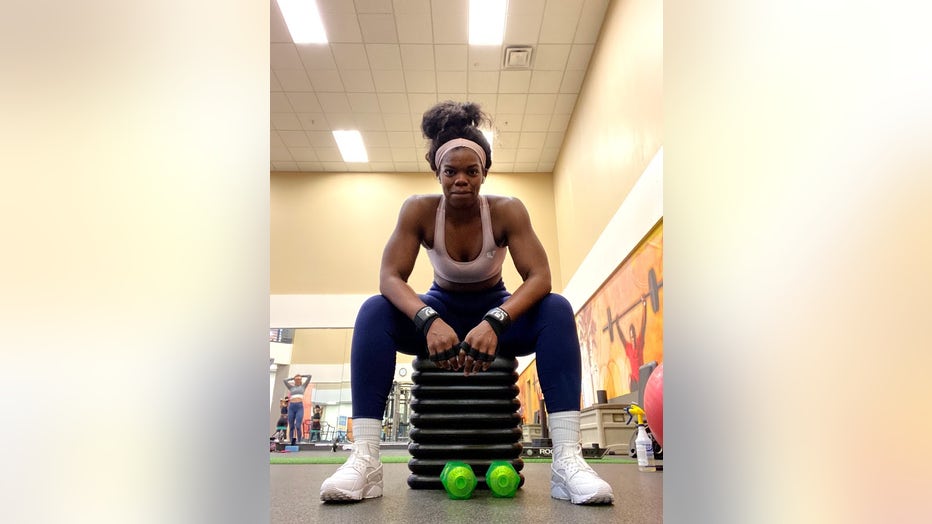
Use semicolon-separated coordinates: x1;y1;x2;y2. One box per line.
425;318;460;370
460;321;498;376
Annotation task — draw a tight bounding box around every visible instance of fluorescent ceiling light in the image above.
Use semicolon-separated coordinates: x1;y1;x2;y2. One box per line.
277;0;328;44
332;130;368;162
469;0;507;45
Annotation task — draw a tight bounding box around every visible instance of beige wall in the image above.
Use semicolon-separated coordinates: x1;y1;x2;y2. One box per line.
271;170;561;295
552;0;663;289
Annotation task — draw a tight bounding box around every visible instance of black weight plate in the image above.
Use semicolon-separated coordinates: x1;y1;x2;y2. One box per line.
410;398;520;414
412;384;520;400
407;442;524;460
410;412;522;429
408;427;522;445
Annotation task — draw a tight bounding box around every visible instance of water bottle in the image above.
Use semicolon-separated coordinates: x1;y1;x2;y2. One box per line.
635;424;656;472
440;461;477;500
485;460;520;498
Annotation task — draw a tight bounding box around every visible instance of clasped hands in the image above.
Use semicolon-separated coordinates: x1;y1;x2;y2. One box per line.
425;319;497;376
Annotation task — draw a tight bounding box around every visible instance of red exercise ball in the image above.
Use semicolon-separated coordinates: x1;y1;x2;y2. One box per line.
643;363;663;448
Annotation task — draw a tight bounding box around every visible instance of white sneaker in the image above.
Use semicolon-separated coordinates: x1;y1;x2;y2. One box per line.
550;443;615;505
319;442;383;502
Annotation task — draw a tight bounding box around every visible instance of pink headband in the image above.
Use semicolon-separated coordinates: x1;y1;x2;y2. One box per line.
434;138;487;172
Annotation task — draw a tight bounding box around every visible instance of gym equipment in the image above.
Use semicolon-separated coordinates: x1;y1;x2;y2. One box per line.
643;363;664;448
440;461;478;500
485;460;521;498
407;356;525;491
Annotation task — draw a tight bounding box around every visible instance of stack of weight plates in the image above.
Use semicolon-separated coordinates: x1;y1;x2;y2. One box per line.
407;356;525;491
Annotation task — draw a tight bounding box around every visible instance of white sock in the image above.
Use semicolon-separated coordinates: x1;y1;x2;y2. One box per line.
548;411;581;447
351;418;381;456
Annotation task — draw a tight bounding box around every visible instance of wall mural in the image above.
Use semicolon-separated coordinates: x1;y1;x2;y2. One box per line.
516;221;663;418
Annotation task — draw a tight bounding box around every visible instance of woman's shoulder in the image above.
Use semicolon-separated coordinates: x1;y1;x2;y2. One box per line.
485;194;528;216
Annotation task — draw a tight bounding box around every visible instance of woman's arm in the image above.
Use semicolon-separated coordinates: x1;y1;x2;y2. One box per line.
379;196;461;369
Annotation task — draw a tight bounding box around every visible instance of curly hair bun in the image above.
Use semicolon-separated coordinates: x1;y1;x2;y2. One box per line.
421;100;488;140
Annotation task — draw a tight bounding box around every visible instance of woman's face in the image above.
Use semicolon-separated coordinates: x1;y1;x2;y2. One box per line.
294;375;302;385
437;147;485;207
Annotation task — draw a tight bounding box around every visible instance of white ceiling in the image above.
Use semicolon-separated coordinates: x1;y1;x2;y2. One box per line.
271;0;610;174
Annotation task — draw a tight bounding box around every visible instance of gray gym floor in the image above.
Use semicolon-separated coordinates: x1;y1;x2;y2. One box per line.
271;450;662;523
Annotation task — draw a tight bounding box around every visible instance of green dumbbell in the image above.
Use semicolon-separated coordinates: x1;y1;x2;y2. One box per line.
485;460;520;498
440;461;477;500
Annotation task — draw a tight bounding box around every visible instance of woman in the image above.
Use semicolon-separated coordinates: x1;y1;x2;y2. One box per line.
320;101;613;505
283;374;311;445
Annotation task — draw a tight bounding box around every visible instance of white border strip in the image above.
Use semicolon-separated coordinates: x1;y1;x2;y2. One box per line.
561;147;663;313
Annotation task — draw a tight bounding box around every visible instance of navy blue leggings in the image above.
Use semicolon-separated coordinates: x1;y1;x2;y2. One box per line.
287;402;304;442
351;281;582;419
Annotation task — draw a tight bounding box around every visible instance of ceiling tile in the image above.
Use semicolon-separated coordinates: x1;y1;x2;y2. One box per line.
359;13;399;43
273;161;299;171
518;132;546;149
528;70;563;93
430;0;468;44
340;69;376;92
347;162;373;171
494;149;516;163
499;71;531;94
566;44;594;70
525;93;556;113
407;93;438;114
271;92;293;112
391;148;418;162
509;0;547;17
559;69;585;93
468;46;502;71
317;0;357;13
297;44;337;70
271;147;293;162
296;161;324;171
317;92;353;112
354;112;386;130
320;12;363;43
368;148;395;162
297;113;330;130
369;161;397;171
366;44;404;70
271;43;302;69
279;130;311;147
372;69;406;92
275;69;314;91
494;162;514;172
538;0;584;44
317;148;345;162
388;131;415;148
537;162;554;172
554;93;578;113
355;0;393;13
467;93;497;113
514;162;539;172
393;0;430;14
497;94;527;113
271;71;282;92
468;71;499;93
309;70;345;91
396;14;433;44
404;70;437;92
575;0;609;44
377;93;410;112
394;162;422;172
383;113;413;131
322;162;349;171
516;148;542;162
290;148;320;162
401;44;435;70
286;92;323;112
362;131;391;147
521;114;551;132
437;71;467;92
325;113;359;129
438;92;468;104
544;132;565;149
332;44;370;69
347;93;382;112
497;132;520;148
434;45;467;71
534;44;571;70
548;113;570;133
504;16;543;45
540;148;560;163
271;130;285;147
272;113;302;130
